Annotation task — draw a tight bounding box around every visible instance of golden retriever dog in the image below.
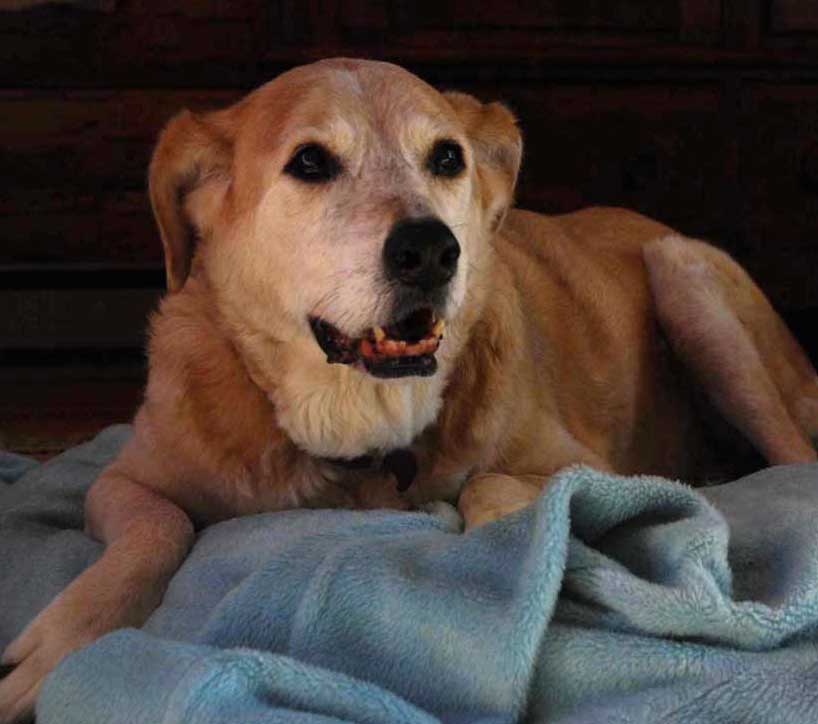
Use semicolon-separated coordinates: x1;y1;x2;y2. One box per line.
2;57;817;721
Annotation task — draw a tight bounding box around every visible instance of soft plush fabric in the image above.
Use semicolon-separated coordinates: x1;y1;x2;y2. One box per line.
2;426;818;723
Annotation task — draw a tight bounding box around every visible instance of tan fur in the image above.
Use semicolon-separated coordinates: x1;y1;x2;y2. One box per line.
2;58;817;723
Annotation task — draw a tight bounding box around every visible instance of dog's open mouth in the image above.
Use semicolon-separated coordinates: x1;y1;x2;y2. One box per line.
309;307;445;379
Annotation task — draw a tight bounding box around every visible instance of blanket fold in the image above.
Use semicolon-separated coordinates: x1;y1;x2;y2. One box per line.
2;426;818;723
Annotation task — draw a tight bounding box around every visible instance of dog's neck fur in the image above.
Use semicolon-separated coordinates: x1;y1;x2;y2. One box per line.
269;339;449;459
184;273;460;462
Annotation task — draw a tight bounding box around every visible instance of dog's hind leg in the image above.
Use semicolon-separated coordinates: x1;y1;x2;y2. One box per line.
644;234;818;466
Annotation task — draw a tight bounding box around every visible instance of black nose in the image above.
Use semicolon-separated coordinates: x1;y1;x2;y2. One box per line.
382;218;461;291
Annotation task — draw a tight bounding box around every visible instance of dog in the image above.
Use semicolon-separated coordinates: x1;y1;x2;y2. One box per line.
1;57;817;722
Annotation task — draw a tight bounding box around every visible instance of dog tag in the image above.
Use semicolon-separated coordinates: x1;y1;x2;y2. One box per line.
382;449;418;492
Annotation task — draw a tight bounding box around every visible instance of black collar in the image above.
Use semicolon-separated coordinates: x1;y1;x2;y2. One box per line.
323;448;418;492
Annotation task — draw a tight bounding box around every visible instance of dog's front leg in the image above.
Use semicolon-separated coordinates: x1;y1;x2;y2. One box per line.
458;473;544;530
0;470;194;723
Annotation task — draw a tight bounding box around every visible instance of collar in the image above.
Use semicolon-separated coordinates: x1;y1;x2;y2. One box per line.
323;448;418;492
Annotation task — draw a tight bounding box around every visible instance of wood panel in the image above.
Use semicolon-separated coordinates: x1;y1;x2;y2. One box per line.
0;90;240;189
0;0;279;87
741;82;818;309
340;0;680;31
1;191;161;265
0;288;159;349
769;0;818;33
0;90;238;265
10;0;818;91
0;360;144;457
267;0;735;65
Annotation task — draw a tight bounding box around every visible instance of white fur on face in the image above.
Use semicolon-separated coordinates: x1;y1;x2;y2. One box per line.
203;69;490;457
241;84;478;338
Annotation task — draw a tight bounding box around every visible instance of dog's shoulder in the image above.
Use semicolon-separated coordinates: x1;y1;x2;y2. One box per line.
503;206;672;253
140;279;281;483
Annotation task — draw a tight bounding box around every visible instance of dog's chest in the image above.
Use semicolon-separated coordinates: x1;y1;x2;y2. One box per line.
272;362;445;459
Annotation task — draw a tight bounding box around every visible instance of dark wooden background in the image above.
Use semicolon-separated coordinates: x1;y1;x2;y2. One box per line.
2;0;817;456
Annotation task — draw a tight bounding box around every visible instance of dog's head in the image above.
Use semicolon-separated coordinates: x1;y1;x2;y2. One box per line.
149;59;521;385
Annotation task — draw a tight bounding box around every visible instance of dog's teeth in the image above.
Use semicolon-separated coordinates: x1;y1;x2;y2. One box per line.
432;319;446;337
373;326;386;342
397;341;407;354
384;340;400;355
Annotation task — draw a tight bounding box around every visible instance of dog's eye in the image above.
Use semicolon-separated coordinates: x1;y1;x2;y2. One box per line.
284;144;340;183
428;140;465;178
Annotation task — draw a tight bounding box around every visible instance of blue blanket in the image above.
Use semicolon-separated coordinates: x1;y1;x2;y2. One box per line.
2;426;818;723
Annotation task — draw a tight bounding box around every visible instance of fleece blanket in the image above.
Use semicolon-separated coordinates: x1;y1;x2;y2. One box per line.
2;426;818;723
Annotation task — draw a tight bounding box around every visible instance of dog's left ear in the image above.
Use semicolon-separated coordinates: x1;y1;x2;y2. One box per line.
444;92;523;232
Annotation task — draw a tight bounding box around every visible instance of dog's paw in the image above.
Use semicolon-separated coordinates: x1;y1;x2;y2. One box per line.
0;663;37;724
418;500;463;531
0;558;161;723
0;593;97;724
458;473;542;530
0;625;69;724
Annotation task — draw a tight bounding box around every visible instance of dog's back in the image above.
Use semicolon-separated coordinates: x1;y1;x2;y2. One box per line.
447;205;815;484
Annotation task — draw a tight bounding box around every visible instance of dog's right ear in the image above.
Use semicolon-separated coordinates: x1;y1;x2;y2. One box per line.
149;109;234;293
444;92;522;233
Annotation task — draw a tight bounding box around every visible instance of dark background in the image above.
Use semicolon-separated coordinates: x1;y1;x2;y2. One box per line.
1;0;817;456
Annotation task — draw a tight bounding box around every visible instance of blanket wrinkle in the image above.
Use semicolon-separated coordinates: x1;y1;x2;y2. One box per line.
2;426;818;723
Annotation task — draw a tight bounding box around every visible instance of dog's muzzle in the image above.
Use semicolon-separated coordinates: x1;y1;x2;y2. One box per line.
308;217;458;379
